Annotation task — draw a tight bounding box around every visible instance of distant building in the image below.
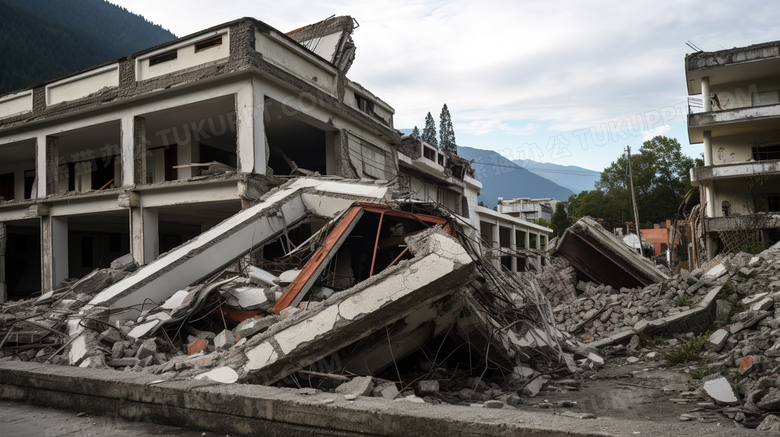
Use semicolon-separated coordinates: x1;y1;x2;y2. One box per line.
685;40;780;261
496;197;558;222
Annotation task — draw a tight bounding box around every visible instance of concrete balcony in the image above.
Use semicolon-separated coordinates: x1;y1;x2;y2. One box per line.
688;103;780;143
691;159;780;182
705;213;780;232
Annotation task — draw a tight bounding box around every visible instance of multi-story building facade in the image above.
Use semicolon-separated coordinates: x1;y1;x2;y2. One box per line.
0;16;482;302
496;197;558;222
686;41;780;260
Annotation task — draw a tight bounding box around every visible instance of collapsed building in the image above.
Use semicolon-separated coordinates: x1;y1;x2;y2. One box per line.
6;13;778;433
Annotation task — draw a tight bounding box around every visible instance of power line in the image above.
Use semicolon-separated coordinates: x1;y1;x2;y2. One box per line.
469;161;599;176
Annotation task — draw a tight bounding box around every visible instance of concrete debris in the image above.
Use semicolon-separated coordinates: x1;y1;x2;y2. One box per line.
549;217;669;289
335;376;373;397
703;376;740;405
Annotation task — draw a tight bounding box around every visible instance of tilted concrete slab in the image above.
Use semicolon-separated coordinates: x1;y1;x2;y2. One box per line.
240;229;477;384
88;178;390;319
551;217;668;289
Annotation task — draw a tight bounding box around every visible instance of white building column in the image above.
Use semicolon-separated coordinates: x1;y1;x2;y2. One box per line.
524;229;530;250
130;205;159;266
41;214;68;292
703;130;713;166
235;78;267;175
704;181;716;218
701;76;711;112
509;225;517;272
143;208;159;264
36;135;58;198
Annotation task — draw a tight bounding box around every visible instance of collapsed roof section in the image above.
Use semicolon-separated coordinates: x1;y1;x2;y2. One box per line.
87;178;392;320
287;16;357;74
550;217;668;289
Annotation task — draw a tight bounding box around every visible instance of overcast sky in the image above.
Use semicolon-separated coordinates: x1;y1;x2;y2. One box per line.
111;0;780;171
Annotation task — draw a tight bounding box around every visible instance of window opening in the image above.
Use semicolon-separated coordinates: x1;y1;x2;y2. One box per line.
752;144;780;161
195;35;223;52
149;50;177;66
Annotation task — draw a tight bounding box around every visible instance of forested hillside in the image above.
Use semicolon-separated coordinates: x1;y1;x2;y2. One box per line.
0;0;175;95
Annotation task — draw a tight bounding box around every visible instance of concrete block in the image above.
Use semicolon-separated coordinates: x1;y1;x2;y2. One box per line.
335;376;373;397
214;329;235;350
417;380;439;396
372;382;399;399
706;329;728;352
135;338;157;360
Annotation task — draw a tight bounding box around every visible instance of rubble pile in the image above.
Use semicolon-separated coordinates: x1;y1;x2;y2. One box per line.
1;181;585;407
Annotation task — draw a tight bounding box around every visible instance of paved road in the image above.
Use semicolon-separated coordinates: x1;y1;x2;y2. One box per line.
0;400;227;437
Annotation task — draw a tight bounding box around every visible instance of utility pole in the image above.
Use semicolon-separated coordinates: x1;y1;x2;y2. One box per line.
625;146;642;256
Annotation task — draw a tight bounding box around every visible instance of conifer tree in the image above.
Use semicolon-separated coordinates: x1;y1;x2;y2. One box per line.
411;126;420;140
422;112;438;148
439;103;457;153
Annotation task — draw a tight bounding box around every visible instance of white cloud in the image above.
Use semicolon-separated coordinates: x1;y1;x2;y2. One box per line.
109;0;780;165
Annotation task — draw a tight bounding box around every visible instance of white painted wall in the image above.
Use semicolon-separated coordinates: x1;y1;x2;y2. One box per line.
710;76;780;110
255;31;336;94
47;65;119;106
710;129;780;166
0;91;33;119
137;32;230;81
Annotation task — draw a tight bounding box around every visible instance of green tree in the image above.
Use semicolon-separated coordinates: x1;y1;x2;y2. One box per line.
422;112;438;148
410;126;420;140
550;202;570;237
439;103;457;153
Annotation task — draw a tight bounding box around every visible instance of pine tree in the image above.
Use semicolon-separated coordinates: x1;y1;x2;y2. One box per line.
410;126;420;140
439;104;457;153
422;112;438;148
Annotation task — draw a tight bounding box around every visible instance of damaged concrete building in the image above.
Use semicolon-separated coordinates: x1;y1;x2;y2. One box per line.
0;16;483;303
686;40;780;264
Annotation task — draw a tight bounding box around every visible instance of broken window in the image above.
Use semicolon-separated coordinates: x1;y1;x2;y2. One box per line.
195;35;222;52
751;90;780;107
149;50;177;66
423;146;436;161
752;144;780;161
354;93;374;114
0;172;13;201
346;133;393;180
23;170;35;199
769;195;780;212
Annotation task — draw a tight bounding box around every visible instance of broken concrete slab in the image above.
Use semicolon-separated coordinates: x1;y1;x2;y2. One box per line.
549;217;668;289
418;380;439;396
240;229;477;384
707;329;728;352
87;178;391;320
703;376;740;405
335;376;373;397
194;366;238;384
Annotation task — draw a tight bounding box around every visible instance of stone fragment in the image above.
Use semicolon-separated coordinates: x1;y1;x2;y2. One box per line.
372;382;399;399
110;253;137;271
522;377;544;397
484;400;504;409
626;357;639;364
278;269;301;283
214;329;235;350
336;376;374;397
417;380;440;396
188;338;207;355
628;335;639;351
757;414;780;432
232;316;279;339
135;338;157;360
706;329;728;352
757;389;780;410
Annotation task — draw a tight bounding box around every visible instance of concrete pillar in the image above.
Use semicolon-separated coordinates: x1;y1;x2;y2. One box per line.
703;130;713;166
701;76;711;112
509;225;517;273
134;117;146;185
491;221;500;269
37;136;58;198
0;223;5;303
41;215;67;292
236;77;267;175
130;206;158;265
524;229;530;250
704;181;716;218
